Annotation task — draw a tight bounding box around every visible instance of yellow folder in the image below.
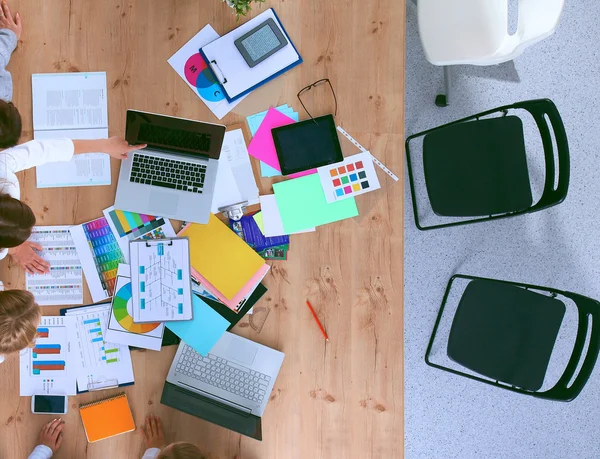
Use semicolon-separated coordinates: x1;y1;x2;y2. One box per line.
179;214;265;300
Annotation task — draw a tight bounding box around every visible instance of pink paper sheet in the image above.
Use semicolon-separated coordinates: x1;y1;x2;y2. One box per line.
247;107;317;179
191;264;270;310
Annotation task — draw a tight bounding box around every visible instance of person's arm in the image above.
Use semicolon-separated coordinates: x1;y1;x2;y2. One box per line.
1;136;146;174
0;2;21;70
141;448;161;459
27;445;53;459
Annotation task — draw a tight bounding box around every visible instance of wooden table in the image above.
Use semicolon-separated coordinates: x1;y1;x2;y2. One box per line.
0;1;405;457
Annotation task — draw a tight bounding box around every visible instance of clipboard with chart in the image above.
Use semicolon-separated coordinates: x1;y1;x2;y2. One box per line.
130;238;193;323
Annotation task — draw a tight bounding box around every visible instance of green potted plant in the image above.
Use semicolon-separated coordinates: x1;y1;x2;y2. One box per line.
224;0;266;19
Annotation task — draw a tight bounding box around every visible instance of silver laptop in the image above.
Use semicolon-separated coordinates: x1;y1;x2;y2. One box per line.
161;332;284;440
115;110;226;224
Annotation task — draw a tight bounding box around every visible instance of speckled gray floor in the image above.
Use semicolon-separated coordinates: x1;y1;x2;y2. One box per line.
404;1;600;458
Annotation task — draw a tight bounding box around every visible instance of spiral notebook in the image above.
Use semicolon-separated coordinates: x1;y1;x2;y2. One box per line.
79;392;135;442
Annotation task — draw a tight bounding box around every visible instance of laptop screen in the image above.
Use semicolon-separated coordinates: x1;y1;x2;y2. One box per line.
126;110;225;160
161;382;262;440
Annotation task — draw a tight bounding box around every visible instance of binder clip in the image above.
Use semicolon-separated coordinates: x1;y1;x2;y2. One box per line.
219;202;248;221
87;379;119;392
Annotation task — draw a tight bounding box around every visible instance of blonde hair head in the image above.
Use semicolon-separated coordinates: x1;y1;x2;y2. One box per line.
157;442;205;459
0;290;41;355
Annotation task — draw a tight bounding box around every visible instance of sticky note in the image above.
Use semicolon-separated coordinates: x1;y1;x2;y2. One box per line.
166;295;230;356
273;174;358;233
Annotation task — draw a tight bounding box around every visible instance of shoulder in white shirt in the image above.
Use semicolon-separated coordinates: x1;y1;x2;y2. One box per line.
0;138;74;261
142;447;162;459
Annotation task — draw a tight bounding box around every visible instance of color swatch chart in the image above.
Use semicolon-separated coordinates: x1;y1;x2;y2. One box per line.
131;239;192;323
20;317;76;397
108;209;167;240
317;151;381;203
82;217;125;296
26;226;83;306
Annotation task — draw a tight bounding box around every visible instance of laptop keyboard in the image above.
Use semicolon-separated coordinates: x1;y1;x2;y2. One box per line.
130;153;206;193
177;344;271;404
138;123;212;152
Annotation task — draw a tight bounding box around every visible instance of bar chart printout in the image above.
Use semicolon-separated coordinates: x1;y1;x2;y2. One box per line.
64;303;134;391
20;316;77;395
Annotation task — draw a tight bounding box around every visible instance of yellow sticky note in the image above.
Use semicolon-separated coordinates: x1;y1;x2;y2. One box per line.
179;214;265;300
253;212;265;234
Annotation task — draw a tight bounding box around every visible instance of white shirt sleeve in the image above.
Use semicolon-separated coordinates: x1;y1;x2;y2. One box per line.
27;445;53;459
142;447;161;459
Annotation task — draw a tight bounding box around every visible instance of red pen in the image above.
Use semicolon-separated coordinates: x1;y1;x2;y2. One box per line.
305;300;329;342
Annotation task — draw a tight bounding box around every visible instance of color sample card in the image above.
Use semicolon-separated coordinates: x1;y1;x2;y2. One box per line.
273;174;359;233
317;151;381;203
70;218;126;302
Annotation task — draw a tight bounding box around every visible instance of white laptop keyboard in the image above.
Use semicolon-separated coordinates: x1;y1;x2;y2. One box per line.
177;343;271;404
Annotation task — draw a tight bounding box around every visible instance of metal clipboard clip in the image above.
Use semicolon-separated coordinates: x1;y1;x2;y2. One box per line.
87;379;119;392
218;201;248;221
144;240;174;248
209;60;228;85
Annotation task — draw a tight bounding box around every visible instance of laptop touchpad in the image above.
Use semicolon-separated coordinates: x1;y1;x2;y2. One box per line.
149;192;179;215
227;338;257;366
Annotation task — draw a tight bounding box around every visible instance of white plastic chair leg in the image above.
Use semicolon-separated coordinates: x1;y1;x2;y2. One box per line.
435;66;450;107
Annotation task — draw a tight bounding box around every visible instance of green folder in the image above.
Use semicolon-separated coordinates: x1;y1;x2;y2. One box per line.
273;174;358;233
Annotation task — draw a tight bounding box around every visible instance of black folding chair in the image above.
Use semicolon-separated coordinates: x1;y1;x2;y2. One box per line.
405;99;570;230
425;274;600;401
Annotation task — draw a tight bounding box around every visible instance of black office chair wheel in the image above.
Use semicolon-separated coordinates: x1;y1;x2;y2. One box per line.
435;94;448;107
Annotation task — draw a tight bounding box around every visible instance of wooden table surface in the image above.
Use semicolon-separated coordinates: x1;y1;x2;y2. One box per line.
0;1;405;458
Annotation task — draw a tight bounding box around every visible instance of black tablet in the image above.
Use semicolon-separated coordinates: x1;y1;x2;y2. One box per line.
272;114;344;176
234;18;288;68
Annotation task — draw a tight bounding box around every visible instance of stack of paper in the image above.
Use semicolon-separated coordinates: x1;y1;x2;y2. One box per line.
211;128;259;214
179;214;270;310
246;104;298;178
247;107;317;179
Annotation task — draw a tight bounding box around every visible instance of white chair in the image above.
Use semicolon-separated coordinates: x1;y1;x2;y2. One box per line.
417;0;565;106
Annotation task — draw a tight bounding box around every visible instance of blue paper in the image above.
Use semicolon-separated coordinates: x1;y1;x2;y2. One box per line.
166;295;230;356
260;162;283;177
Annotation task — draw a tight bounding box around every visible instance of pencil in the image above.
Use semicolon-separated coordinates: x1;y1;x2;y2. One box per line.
305;301;330;342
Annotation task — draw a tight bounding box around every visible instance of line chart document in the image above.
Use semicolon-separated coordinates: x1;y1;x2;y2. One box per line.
130;238;193;323
32;72;111;188
26;226;84;306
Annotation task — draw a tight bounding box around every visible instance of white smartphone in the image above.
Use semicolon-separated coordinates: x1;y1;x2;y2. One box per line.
31;395;68;415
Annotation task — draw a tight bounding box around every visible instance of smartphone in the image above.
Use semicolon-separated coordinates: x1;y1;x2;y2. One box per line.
31;395;68;415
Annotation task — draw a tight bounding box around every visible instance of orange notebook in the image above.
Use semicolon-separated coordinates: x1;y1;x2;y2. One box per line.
79;392;135;442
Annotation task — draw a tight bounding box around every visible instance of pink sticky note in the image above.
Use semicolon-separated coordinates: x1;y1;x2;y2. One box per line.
247;107;317;178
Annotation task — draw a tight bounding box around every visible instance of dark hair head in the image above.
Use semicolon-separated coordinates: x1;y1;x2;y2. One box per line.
0;100;22;148
0;194;35;249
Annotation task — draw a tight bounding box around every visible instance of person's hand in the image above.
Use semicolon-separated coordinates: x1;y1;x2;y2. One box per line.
0;2;22;40
101;137;146;160
38;419;64;454
8;241;50;274
140;414;166;450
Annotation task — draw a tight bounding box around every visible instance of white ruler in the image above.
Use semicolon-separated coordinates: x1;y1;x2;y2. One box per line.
336;126;399;182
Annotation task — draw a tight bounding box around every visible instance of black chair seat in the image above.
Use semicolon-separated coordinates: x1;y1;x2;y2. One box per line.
423;116;533;217
447;279;565;391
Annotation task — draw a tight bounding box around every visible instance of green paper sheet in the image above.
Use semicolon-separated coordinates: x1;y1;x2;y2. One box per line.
273;174;358;233
253;211;265;234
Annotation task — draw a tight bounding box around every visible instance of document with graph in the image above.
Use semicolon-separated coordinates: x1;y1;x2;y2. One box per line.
63;303;134;392
25;226;84;306
20;316;77;395
130;238;193;323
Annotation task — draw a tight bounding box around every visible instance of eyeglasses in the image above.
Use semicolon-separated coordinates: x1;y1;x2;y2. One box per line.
297;78;338;123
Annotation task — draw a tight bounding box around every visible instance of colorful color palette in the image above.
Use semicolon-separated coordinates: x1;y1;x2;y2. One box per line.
317;151;382;203
82;217;125;296
107;209;166;240
112;281;160;334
